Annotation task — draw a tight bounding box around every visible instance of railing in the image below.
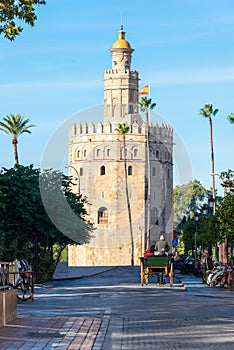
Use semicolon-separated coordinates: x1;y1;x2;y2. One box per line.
0;262;10;291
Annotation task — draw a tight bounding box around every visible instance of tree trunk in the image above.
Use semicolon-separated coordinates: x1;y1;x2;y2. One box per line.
209;117;216;212
12;136;19;166
34;232;39;282
146;109;151;248
123;135;134;265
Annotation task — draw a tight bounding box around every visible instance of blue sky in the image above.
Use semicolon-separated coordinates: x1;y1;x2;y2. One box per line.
0;0;233;193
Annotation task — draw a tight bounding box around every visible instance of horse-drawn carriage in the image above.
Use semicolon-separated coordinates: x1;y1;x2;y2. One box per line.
140;255;174;287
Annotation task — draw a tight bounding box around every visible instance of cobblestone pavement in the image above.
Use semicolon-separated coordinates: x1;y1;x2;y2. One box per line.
115;316;234;350
0;316;102;350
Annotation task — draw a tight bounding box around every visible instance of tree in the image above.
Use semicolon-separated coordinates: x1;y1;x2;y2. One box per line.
228;113;234;124
173;180;207;229
0;0;46;40
0;113;36;166
200;104;219;212
115;123;134;265
0;166;93;281
138;97;156;247
216;194;234;253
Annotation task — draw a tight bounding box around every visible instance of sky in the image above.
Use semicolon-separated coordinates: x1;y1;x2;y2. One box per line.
0;0;233;194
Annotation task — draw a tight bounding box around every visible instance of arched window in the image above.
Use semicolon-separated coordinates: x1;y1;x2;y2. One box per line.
128;166;132;176
133;149;138;157
156;150;159;159
80;168;83;176
98;207;108;224
100;166;105;175
97;149;100;157
84;150;87;158
152;167;156;176
77;150;80;159
107;148;110;157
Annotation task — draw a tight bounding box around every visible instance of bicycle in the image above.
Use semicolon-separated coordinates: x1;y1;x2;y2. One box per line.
9;259;34;301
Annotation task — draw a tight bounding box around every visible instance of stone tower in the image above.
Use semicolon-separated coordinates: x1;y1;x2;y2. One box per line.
68;27;173;266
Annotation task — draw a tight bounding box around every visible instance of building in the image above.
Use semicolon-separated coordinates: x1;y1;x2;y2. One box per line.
68;26;173;266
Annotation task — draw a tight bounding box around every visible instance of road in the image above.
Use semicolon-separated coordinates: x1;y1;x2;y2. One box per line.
17;266;234;349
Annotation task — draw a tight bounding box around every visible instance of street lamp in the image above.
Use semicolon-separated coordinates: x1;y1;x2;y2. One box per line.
202;204;208;216
65;164;80;195
194;212;199;267
208;197;215;215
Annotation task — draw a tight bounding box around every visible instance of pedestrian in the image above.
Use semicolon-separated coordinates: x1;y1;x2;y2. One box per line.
200;249;212;283
154;234;170;256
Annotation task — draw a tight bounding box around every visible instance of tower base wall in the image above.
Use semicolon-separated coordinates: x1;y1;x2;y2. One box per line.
68;238;143;266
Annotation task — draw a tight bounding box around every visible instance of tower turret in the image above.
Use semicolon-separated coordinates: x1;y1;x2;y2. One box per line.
104;26;139;124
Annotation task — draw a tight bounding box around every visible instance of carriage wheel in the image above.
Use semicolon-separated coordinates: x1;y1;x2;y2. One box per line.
145;267;149;285
140;260;145;286
170;262;174;287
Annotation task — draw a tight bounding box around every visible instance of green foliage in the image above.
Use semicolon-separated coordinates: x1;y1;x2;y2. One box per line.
0;0;46;40
0;114;36;137
216;193;234;243
0;166;93;282
115;123;130;135
200;104;219;119
0;114;36;165
176;237;185;256
173;180;207;229
138;97;156;112
227;113;234;124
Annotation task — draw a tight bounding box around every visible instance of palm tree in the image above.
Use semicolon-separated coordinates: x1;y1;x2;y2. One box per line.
116;122;134;265
138;97;156;248
200;104;218;213
228;113;234;124
0;114;36;166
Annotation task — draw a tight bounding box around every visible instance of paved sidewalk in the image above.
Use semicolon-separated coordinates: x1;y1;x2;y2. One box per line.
52;263;116;281
0;315;102;350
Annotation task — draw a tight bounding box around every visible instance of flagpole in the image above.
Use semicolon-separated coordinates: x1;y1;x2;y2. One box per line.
148;84;151;124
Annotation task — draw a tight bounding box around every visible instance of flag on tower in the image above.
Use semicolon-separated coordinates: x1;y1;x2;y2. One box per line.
138;85;149;96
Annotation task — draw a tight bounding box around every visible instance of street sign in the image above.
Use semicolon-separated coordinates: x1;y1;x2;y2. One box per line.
172;239;178;247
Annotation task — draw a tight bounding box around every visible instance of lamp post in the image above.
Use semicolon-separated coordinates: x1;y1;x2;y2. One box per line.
194;212;199;267
65;164;80;195
222;177;232;263
208;197;215;257
138;226;144;257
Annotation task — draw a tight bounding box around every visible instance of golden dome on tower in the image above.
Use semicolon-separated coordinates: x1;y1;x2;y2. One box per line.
112;25;131;49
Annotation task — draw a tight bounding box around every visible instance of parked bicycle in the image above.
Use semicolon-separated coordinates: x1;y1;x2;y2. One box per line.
9;259;34;301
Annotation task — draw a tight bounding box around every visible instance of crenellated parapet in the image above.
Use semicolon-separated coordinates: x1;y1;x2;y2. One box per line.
69;120;173;140
104;69;138;78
